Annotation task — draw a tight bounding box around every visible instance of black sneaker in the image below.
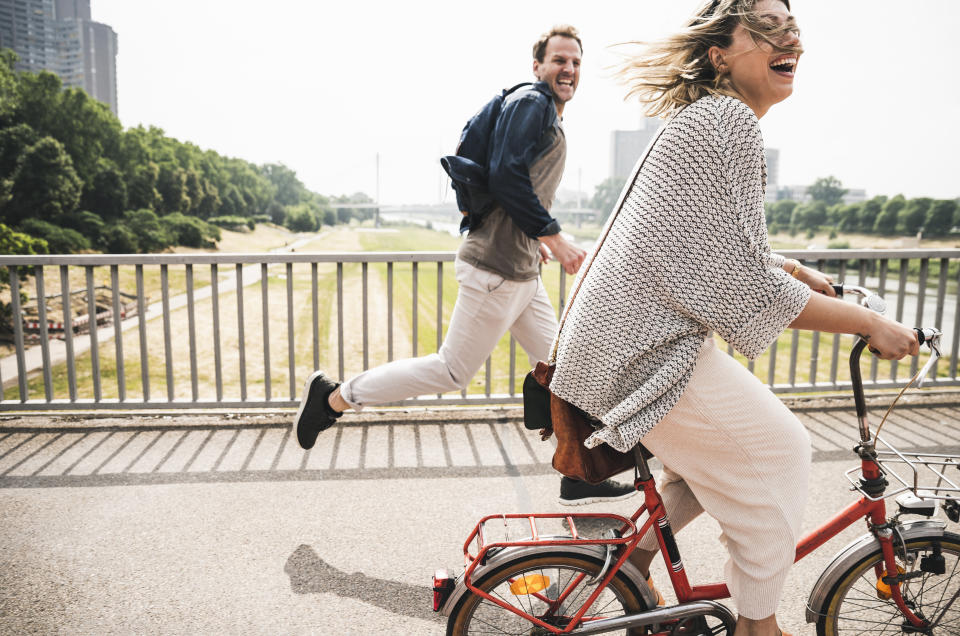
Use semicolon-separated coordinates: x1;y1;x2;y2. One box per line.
557;476;637;506
293;371;342;449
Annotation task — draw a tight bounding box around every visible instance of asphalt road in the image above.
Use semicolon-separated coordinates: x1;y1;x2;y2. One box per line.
1;401;958;635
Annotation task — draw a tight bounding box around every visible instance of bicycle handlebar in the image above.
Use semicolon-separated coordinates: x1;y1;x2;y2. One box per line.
836;283;943;395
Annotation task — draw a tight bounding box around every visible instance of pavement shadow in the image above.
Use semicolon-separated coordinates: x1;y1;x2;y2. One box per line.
284;544;443;624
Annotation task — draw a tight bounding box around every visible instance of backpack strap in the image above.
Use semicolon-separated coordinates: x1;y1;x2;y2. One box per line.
548;111;681;364
504;81;533;96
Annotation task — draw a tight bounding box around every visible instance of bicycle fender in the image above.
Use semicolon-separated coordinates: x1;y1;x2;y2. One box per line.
440;537;658;617
805;519;945;624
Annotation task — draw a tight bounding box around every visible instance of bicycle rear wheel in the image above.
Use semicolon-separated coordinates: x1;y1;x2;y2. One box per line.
815;531;960;635
446;552;649;635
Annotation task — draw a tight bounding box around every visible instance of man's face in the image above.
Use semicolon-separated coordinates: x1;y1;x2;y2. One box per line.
533;36;581;113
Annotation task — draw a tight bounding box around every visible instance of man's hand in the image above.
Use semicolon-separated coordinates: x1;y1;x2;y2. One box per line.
538;243;551;264
539;233;586;274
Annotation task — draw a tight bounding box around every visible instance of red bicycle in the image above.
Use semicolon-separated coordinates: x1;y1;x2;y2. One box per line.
432;284;960;635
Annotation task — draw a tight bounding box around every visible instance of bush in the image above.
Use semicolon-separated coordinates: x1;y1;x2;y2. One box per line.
123;208;172;252
0;222;48;333
18;218;91;253
207;215;251;231
102;223;139;253
828;240;850;249
286;205;318;232
58;210;105;241
160;212;220;248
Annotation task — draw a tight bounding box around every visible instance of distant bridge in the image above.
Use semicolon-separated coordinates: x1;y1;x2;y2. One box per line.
331;203;599;226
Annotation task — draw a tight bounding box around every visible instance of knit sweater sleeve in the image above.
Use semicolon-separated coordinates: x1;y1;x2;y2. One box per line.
650;97;810;360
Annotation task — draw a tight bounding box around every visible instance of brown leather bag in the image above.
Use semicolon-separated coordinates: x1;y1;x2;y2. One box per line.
524;361;635;484
521;119;671;484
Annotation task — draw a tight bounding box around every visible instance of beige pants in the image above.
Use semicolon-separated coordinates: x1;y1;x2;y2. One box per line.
637;337;811;619
340;258;557;408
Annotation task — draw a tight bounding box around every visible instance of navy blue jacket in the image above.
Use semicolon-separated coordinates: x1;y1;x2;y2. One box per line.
445;82;562;238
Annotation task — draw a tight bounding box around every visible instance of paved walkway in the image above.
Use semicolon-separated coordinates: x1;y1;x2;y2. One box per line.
1;401;958;634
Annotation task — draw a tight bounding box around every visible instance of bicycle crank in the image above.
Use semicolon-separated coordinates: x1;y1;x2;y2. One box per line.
569;600;736;635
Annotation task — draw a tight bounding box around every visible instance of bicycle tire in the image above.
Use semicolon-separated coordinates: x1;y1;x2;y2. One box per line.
446;551;650;636
815;530;960;635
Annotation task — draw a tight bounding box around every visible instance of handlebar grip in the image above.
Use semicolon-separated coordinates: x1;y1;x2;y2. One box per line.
831;284;844;297
915;328;925;345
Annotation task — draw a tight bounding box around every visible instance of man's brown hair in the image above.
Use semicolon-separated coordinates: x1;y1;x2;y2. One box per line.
532;25;583;62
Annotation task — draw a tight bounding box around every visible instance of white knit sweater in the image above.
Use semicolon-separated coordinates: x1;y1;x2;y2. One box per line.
550;94;811;453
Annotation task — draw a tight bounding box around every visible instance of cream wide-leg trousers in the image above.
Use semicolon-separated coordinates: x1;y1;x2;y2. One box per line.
637;336;811;620
340;258;558;408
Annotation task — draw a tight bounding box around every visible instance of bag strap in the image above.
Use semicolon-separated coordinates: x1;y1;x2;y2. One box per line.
548;114;676;364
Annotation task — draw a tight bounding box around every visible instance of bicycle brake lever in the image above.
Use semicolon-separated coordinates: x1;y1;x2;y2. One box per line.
916;331;943;388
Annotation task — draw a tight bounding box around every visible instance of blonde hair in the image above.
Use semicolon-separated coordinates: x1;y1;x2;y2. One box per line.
533;24;583;62
617;0;801;118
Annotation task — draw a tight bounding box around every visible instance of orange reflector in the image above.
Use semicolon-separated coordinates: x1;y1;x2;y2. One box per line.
876;565;905;600
510;574;550;595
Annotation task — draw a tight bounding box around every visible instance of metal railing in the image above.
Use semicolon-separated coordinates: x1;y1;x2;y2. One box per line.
1;249;959;411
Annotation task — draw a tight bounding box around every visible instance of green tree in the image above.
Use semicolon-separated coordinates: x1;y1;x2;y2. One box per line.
792;201;827;232
835;203;862;233
126;162;163;210
898;197;931;236
590;177;627;221
156;162;190;214
261;163;307;207
80;159;127;219
859;196;886;233
770;200;797;226
874;195;905;235
807;176;848;206
2;136;82;225
0;49;19;125
0;123;38;177
925;199;957;237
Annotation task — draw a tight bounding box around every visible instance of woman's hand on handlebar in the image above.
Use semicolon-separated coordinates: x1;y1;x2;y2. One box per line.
793;264;837;297
863;314;921;360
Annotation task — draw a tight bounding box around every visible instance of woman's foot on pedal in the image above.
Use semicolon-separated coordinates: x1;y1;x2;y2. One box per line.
646;575;665;607
293;371;342;449
557;477;637;506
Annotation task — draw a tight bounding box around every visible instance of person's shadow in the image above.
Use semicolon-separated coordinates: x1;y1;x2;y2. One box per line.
284;544;443;624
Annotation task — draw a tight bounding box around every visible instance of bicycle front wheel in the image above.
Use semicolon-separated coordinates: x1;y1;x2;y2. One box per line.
446;552;649;636
816;531;960;635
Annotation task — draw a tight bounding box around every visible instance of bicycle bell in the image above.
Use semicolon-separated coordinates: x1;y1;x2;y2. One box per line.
861;293;886;314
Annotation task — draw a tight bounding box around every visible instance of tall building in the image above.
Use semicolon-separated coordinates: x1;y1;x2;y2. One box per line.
0;0;117;114
609;118;660;180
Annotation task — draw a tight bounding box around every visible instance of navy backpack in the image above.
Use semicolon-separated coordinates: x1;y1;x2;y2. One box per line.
441;82;531;231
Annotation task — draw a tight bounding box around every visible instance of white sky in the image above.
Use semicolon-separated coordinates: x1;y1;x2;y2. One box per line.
92;0;959;205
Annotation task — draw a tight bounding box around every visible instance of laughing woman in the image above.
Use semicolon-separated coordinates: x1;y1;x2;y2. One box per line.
549;1;919;634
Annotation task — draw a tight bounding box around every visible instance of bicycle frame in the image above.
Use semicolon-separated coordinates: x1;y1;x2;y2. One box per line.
453;337;939;633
